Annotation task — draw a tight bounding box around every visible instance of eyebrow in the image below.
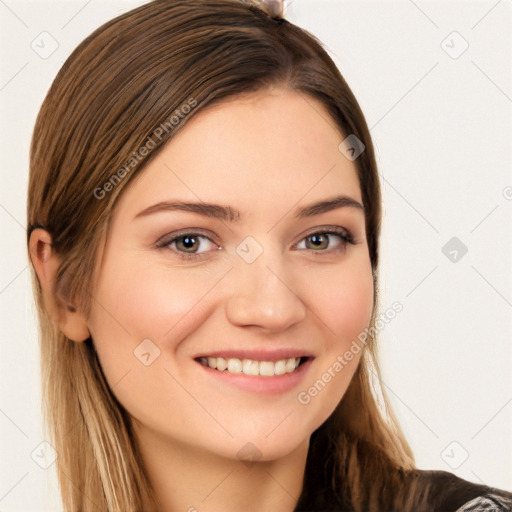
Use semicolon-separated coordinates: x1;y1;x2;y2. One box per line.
133;194;365;222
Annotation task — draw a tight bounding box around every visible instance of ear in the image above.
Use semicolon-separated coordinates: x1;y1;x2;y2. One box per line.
28;228;91;342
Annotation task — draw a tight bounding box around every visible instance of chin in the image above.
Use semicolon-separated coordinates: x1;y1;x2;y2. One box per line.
217;419;315;463
222;434;308;464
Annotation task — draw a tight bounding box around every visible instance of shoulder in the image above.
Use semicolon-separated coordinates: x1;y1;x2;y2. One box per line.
415;469;512;512
454;493;512;511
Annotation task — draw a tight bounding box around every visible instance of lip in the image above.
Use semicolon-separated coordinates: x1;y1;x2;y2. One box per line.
195;356;314;395
193;348;315;362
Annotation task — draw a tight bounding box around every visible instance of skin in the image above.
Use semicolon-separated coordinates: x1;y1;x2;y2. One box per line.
30;88;374;512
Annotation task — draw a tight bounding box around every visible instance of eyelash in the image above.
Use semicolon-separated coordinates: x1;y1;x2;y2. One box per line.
155;227;356;261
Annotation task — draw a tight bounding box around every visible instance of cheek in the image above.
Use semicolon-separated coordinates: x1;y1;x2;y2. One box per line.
300;256;374;345
86;258;228;430
292;256;373;422
87;257;230;382
335;265;374;340
91;256;226;339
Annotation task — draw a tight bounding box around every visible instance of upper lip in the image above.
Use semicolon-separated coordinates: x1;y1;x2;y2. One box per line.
193;348;315;362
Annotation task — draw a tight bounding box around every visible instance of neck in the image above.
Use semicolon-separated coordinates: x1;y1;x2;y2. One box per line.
133;425;309;512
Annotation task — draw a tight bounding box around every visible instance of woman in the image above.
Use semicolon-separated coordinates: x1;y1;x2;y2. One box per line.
26;0;512;510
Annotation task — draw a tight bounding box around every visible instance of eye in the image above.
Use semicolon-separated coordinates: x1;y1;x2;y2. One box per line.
294;227;354;254
155;231;219;260
155;226;355;261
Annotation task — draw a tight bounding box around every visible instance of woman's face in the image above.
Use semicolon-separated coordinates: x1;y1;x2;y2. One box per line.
87;89;374;462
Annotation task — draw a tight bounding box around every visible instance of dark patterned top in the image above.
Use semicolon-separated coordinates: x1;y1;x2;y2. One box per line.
293;468;512;511
455;492;512;511
292;429;512;511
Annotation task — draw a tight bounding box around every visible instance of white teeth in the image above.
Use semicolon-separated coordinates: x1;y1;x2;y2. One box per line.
199;356;302;376
274;359;287;376
227;358;242;374
242;359;260;376
285;358;297;373
259;361;275;377
216;357;227;371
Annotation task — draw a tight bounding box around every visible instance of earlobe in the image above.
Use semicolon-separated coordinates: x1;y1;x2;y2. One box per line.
57;310;92;343
28;228;91;342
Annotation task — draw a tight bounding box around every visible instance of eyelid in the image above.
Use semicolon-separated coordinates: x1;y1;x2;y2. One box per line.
155;228;219;246
295;225;354;245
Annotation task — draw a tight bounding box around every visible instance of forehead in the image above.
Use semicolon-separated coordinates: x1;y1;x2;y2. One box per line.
112;89;362;224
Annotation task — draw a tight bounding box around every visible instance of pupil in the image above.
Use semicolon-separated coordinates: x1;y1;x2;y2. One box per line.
181;236;196;250
310;234;326;248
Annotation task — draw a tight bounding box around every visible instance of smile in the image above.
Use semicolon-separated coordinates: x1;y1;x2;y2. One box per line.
197;356;304;376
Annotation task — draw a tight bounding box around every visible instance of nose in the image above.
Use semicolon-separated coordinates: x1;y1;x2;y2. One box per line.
225;253;307;333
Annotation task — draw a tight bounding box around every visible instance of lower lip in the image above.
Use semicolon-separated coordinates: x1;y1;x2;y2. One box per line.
195;358;314;395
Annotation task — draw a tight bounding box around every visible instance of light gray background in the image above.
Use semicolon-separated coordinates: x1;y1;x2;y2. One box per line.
1;0;511;510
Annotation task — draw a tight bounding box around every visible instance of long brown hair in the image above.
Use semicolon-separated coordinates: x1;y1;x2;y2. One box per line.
27;1;431;510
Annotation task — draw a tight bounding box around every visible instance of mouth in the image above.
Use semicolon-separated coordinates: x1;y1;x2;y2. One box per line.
193;351;315;395
195;355;311;377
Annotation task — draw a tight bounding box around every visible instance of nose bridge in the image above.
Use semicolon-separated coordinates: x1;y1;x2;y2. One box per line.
224;237;306;331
